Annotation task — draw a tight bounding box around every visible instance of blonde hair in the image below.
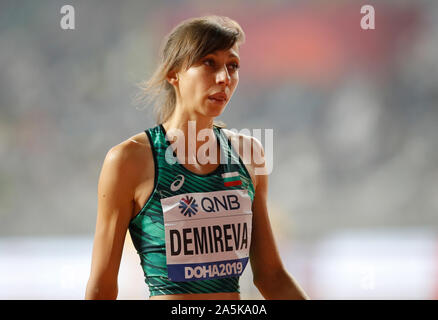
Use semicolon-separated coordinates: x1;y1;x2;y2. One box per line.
135;15;246;128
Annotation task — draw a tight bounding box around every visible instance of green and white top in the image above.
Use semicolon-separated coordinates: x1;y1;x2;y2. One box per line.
129;124;255;297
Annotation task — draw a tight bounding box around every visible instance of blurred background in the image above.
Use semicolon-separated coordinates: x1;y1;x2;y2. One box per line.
1;0;437;299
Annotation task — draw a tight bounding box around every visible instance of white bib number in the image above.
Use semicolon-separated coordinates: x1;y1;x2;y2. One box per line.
161;189;252;282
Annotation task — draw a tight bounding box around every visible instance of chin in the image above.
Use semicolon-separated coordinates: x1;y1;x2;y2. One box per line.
207;106;227;118
202;103;227;118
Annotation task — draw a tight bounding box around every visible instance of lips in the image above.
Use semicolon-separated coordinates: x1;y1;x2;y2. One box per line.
208;92;227;102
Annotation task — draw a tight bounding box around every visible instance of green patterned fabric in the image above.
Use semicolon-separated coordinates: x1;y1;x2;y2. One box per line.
128;124;255;297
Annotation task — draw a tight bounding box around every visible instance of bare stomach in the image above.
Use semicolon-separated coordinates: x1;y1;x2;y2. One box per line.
149;292;241;300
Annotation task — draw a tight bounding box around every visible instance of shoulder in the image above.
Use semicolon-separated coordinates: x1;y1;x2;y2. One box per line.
102;131;154;189
221;128;265;164
221;128;266;189
108;131;152;165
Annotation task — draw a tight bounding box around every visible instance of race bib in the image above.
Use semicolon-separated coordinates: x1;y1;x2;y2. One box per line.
161;189;252;282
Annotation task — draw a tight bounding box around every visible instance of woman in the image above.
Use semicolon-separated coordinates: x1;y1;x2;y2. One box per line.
85;15;309;300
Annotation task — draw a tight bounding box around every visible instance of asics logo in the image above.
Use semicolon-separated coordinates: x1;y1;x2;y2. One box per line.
170;174;185;192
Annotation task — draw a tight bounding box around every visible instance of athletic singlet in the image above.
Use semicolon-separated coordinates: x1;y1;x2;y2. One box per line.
128;124;255;297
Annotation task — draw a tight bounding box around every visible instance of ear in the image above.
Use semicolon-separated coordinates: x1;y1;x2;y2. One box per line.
166;69;179;86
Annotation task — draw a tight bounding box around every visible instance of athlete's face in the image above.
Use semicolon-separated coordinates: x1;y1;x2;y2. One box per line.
170;44;241;118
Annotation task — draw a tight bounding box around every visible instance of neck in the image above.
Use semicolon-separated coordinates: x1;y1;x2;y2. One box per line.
163;108;213;131
161;108;218;166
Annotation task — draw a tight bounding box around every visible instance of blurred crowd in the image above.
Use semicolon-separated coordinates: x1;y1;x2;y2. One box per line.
1;0;437;243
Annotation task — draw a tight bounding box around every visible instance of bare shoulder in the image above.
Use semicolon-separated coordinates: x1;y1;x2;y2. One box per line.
108;131;152;167
103;131;154;191
221;128;266;189
221;128;265;165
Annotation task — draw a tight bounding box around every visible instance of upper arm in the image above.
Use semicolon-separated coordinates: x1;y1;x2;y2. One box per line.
246;136;286;287
86;143;138;297
217;129;285;285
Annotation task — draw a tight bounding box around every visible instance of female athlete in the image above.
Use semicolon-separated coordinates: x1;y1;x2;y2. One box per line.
85;15;309;300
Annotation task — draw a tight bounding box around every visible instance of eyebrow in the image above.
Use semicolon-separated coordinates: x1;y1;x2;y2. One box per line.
209;52;240;60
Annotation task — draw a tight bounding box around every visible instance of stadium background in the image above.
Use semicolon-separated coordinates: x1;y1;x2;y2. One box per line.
1;0;437;299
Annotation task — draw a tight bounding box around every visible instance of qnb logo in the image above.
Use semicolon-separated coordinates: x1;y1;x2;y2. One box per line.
179;196;198;217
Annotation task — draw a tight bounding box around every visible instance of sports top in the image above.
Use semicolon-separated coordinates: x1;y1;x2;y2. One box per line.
128;124;255;297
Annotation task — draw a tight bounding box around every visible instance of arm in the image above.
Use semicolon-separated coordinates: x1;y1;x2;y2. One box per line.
85;143;137;300
248;137;310;300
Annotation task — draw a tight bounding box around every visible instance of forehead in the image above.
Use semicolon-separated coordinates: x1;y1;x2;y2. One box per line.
206;45;240;60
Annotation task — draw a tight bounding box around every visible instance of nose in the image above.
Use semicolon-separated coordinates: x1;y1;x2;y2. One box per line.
216;65;231;86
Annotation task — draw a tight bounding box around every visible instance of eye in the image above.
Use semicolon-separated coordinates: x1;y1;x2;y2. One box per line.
203;58;215;67
228;62;240;71
202;57;240;72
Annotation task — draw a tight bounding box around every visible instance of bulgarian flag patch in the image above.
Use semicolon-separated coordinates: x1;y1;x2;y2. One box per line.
222;171;242;187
